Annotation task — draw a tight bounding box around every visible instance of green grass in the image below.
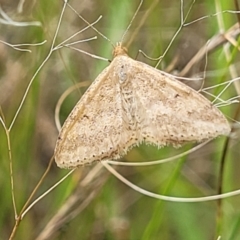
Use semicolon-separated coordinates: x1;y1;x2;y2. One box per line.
0;0;239;239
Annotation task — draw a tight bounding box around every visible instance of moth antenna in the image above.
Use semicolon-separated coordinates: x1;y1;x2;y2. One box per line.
121;0;143;44
66;2;115;49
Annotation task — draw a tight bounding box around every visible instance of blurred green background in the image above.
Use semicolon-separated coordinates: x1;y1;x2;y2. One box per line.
0;0;239;239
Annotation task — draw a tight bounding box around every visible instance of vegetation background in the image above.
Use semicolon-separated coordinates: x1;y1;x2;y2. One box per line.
0;0;239;239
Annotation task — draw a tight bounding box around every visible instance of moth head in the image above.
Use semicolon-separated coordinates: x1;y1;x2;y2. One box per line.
113;42;128;57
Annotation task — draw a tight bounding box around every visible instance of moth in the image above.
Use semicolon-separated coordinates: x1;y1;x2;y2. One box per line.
54;43;230;168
